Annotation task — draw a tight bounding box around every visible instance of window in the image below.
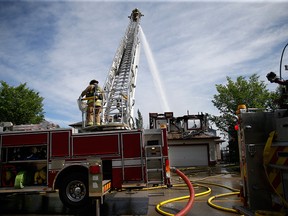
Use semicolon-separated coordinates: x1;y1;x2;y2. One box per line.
187;119;201;130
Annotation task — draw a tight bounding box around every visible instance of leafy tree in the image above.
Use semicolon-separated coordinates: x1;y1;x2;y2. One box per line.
135;109;143;129
210;74;278;162
0;81;45;125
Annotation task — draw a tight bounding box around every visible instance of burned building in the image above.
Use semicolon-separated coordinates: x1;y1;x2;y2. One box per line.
149;112;223;167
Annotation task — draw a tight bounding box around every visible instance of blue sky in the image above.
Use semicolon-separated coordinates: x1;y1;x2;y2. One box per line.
1;1;288;128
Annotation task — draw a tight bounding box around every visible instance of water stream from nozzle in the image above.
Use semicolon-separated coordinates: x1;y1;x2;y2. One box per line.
139;26;171;112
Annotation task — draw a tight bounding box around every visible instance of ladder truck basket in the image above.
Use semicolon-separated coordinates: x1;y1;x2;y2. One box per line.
77;98;87;112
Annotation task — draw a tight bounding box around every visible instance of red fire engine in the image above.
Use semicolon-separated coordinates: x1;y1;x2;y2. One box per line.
0;8;171;210
0;127;170;209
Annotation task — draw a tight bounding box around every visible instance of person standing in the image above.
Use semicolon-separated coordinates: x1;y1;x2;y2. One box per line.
80;80;103;126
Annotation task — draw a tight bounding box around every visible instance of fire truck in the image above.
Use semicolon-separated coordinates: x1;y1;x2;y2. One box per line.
0;8;171;210
235;74;288;215
0;126;170;209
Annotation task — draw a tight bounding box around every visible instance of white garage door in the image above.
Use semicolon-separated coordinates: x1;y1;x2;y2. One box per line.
169;145;208;167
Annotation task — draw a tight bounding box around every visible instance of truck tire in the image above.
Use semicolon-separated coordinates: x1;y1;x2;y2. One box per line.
59;172;89;210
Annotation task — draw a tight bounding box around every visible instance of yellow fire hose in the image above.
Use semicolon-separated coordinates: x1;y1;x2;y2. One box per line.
155;131;288;215
207;191;240;214
155;183;211;216
154;178;241;216
194;181;240;192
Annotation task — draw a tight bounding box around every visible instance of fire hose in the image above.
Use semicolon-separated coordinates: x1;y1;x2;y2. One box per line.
173;169;195;216
155;170;241;216
207;192;240;213
155;183;211;216
156;168;196;216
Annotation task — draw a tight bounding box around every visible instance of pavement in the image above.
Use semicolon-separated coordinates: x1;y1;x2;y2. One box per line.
146;165;242;216
0;164;243;216
102;165;242;216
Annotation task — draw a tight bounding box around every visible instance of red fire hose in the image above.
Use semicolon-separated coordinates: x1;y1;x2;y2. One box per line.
155;168;196;216
174;168;195;216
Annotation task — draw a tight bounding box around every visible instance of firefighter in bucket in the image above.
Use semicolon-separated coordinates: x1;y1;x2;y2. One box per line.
79;80;104;126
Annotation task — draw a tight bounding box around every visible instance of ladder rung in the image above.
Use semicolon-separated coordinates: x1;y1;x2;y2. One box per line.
147;168;163;172
122;182;146;189
145;145;161;148
146;156;162;160
147;181;163;184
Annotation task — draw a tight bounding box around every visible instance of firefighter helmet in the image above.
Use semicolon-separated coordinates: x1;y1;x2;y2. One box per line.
89;80;98;85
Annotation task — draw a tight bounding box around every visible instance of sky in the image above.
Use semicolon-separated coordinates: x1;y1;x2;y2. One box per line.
1;0;288;128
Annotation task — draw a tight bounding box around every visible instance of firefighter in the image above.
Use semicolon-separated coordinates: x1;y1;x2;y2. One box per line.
266;72;288;85
267;71;288;108
80;80;104;126
132;8;139;21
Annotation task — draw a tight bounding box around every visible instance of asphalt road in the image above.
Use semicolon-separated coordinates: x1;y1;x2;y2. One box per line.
0;165;242;216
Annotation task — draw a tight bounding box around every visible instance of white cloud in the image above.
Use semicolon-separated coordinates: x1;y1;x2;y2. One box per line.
1;1;288;128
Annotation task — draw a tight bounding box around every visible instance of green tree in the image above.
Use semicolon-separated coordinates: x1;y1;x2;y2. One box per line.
210;74;278;162
135;109;143;129
0;81;45;125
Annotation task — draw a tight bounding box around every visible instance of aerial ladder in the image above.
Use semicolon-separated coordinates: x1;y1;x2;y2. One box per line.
101;8;143;129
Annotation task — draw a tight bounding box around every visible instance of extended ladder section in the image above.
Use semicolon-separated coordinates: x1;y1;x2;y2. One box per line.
144;129;165;187
102;9;143;129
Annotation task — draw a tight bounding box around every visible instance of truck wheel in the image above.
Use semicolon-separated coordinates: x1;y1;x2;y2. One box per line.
59;172;89;210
